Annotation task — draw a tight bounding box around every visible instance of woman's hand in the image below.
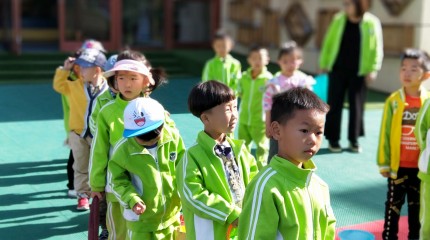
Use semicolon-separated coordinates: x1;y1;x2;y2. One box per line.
365;72;378;86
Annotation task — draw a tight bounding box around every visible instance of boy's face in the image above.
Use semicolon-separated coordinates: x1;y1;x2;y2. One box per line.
202;99;238;136
134;134;161;147
400;58;427;89
213;39;232;58
272;109;325;166
116;70;150;101
278;51;303;76
247;49;269;72
80;66;99;82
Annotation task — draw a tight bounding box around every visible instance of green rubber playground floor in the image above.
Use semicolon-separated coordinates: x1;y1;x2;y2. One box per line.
0;78;400;239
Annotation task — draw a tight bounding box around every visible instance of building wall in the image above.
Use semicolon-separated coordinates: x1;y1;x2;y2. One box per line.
221;0;430;93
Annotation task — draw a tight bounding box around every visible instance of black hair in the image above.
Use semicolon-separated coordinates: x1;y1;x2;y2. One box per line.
188;80;236;118
213;32;233;44
278;41;302;60
117;50;168;92
271;88;330;124
350;0;367;18
249;45;268;56
401;48;430;72
135;124;164;142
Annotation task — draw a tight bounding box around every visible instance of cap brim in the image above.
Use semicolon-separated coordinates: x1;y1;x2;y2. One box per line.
103;65;152;82
75;58;97;68
123;120;163;138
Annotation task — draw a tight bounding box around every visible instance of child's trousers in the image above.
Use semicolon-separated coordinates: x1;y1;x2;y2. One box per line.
238;123;268;169
383;167;420;240
106;200;126;240
420;179;430;240
69;132;92;196
125;223;176;240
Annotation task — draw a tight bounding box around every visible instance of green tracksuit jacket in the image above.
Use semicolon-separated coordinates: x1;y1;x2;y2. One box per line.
238;155;336;240
202;54;242;92
238;67;273;126
89;94;129;201
108;126;185;232
415;97;430;182
378;88;430;179
319;12;383;76
89;89;116;136
176;131;259;240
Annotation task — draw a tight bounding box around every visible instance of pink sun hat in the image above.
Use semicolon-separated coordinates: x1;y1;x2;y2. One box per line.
103;59;154;85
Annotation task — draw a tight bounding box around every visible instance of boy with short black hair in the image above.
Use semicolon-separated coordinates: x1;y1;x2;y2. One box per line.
379;48;430;240
238;88;336;239
108;97;185;240
177;80;258;240
202;33;242;93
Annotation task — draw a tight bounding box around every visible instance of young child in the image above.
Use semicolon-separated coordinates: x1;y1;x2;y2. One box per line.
378;49;430;240
108;97;185;240
238;46;273;169
202;33;242;93
176;80;259;240
263;41;315;162
89;54;118;136
53;47;108;210
89;50;167;239
238;88;336;239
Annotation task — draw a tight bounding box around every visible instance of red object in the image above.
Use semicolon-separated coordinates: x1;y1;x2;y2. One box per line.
88;197;100;240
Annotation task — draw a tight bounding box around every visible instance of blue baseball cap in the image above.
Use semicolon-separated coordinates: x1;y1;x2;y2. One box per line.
75;48;107;69
104;54;118;71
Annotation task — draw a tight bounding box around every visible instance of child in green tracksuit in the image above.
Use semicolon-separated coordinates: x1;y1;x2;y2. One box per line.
202;33;242;93
89;51;167;239
177;80;259;240
108;97;185;240
378;49;430;240
238;46;273;169
238;88;336;239
413;51;430;240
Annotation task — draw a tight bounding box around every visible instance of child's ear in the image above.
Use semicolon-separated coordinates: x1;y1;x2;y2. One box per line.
271;121;281;141
200;113;210;125
423;71;430;80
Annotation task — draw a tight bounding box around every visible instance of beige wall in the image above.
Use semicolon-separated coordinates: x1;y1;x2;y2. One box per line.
221;0;430;93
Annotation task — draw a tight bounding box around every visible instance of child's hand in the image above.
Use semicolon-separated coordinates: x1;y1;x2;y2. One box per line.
63;57;75;71
231;218;239;228
133;202;146;215
90;191;104;199
380;172;390;178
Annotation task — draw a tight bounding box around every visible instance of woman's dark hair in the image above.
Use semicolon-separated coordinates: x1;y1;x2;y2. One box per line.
278;41;302;60
271;88;330;125
188;80;236;118
135;124;164;142
117;50;167;92
350;0;370;18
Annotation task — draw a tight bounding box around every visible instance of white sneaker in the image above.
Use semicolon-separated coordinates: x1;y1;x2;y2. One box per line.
67;189;77;198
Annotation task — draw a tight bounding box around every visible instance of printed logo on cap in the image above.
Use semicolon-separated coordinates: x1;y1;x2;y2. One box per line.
133;110;146;127
79;49;99;63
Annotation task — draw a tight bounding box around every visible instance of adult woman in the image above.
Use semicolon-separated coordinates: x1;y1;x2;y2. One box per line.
319;0;383;153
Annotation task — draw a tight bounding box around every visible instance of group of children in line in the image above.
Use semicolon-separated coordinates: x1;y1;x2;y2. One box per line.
52;34;430;240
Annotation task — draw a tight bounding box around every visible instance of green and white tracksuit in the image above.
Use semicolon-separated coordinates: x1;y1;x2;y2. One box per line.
176;131;259;240
90;88;116;136
202;54;242;93
414;97;430;240
108;126;185;240
378;88;430;179
238;67;273;169
89;94;129;239
238;155;336;240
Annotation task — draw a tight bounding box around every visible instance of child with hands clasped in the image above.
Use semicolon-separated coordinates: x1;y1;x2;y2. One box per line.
108;97;185;240
238;88;336;239
263;41;315;162
378;49;430;240
176;80;258;240
238;46;273;169
89;50;167;239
